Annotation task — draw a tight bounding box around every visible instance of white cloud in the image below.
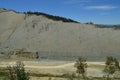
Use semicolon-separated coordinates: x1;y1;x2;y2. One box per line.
64;0;90;4
85;5;117;10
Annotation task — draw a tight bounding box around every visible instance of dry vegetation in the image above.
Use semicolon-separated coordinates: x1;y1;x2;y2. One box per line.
95;24;120;30
0;60;120;80
24;11;79;23
0;49;39;61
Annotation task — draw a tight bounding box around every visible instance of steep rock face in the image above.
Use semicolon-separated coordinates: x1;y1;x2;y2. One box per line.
0;10;25;47
0;9;120;61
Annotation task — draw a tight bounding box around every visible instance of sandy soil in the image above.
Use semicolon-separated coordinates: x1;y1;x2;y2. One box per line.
29;77;68;80
0;60;105;77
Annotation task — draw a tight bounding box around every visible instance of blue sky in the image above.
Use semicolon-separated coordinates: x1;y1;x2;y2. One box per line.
0;0;120;24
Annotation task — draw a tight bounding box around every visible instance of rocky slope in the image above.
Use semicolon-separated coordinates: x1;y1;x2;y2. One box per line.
0;9;120;61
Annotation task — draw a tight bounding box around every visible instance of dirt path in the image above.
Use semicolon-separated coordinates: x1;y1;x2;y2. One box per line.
24;62;75;69
0;63;75;69
0;61;106;77
0;61;105;69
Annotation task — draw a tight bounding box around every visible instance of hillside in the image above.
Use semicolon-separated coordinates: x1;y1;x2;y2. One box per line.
0;8;120;61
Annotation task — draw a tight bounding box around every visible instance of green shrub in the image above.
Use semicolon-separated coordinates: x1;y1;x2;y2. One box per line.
7;61;29;80
25;11;79;23
74;56;88;80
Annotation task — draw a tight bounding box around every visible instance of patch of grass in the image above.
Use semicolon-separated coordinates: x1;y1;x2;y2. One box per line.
0;68;9;78
30;73;54;77
30;73;77;78
30;73;120;80
0;72;8;77
1;68;120;80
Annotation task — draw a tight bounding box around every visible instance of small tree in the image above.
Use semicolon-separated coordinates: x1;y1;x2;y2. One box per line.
103;56;120;80
74;57;87;80
7;61;29;80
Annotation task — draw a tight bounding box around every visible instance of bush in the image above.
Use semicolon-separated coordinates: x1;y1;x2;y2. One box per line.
25;11;79;23
7;61;29;80
103;56;120;80
74;56;88;80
